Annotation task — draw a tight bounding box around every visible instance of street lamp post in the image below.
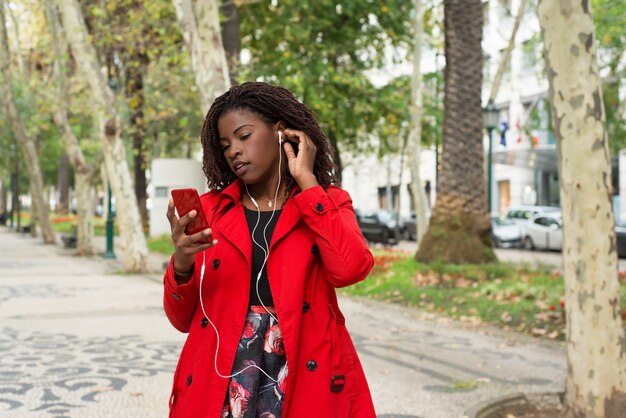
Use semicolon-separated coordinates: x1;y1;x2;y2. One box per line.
103;181;116;259
483;100;499;213
434;51;442;189
103;77;117;260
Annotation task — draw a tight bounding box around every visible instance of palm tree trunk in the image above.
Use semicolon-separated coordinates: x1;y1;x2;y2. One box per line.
416;0;493;264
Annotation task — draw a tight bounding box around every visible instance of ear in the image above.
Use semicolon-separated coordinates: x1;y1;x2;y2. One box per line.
274;120;287;135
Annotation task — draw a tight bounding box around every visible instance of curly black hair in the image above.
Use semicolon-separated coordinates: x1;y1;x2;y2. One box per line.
200;82;337;191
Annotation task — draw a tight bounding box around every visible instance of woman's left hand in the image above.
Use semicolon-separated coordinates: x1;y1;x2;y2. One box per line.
282;129;320;190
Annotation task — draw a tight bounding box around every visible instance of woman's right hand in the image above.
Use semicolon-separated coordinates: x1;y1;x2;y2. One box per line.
166;200;218;274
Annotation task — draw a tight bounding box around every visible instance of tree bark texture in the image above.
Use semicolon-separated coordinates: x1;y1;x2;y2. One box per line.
45;0;103;256
126;54;149;232
416;0;494;264
0;180;7;214
0;0;56;244
58;0;148;271
408;0;429;247
539;1;626;416
172;0;230;114
56;153;70;214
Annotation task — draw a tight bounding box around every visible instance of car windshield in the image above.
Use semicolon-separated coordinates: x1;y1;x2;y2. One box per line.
493;217;516;226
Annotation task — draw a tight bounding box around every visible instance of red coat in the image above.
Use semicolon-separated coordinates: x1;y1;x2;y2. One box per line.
164;180;376;418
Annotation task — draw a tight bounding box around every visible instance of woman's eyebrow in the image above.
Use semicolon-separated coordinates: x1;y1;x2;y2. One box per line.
220;124;254;141
233;124;254;134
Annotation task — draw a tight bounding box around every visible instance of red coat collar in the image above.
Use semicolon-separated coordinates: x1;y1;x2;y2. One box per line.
211;179;303;255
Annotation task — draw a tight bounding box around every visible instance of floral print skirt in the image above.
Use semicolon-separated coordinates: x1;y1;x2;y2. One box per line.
221;306;288;418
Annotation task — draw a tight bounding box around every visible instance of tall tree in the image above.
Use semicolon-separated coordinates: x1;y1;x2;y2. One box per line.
416;0;493;263
43;0;101;256
539;1;626;416
83;0;185;232
172;0;230;113
58;0;149;272
0;0;56;244
408;0;429;246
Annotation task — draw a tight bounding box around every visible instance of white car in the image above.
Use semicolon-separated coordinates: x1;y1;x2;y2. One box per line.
492;216;523;248
505;205;560;225
523;212;563;251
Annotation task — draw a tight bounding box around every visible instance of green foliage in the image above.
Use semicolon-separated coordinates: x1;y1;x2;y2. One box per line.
338;250;614;340
239;0;416;157
147;234;175;255
592;0;626;152
82;0;197;161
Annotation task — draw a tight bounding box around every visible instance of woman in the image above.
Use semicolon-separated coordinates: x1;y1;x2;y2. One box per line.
164;82;375;418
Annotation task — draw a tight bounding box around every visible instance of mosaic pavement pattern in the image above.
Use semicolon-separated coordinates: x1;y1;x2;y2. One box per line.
0;327;181;417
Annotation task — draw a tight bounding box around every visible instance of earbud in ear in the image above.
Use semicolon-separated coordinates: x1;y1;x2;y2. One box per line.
278;131;283;144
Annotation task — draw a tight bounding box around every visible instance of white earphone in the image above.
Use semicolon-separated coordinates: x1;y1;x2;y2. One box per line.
196;128;285;383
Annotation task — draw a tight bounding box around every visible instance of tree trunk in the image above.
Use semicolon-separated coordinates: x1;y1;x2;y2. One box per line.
126;54;149;232
488;0;528;102
44;0;102;256
56;153;70;214
172;0;230;113
539;1;626;416
29;183;38;237
74;173;94;255
408;0;429;247
221;0;240;85
0;0;56;244
0;179;7;214
416;0;493;264
58;0;148;272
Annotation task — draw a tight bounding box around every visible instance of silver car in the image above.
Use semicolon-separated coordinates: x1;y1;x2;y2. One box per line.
492;216;523;248
523;212;563;251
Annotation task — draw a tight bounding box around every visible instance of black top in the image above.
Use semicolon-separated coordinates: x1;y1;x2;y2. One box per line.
244;207;282;307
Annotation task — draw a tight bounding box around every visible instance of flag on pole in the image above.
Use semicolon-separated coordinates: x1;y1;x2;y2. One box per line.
500;121;508;146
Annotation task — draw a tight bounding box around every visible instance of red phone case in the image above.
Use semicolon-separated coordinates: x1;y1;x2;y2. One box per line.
171;188;210;241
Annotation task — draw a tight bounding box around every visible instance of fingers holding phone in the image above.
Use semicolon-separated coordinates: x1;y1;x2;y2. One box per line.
168;189;218;273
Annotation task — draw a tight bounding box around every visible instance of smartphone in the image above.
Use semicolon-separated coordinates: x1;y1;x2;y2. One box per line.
171;188;211;242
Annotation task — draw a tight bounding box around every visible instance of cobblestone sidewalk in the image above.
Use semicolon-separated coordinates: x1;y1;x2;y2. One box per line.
0;227;567;417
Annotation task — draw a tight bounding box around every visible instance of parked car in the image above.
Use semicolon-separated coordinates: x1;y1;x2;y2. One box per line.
355;209;403;244
492;215;522;248
505;205;560;226
523;212;563;251
613;222;626;258
402;212;417;241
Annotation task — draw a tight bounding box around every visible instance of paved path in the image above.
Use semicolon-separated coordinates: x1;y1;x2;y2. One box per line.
0;227;567;418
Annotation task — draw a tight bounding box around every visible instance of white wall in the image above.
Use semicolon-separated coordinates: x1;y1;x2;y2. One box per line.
149;158;207;237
